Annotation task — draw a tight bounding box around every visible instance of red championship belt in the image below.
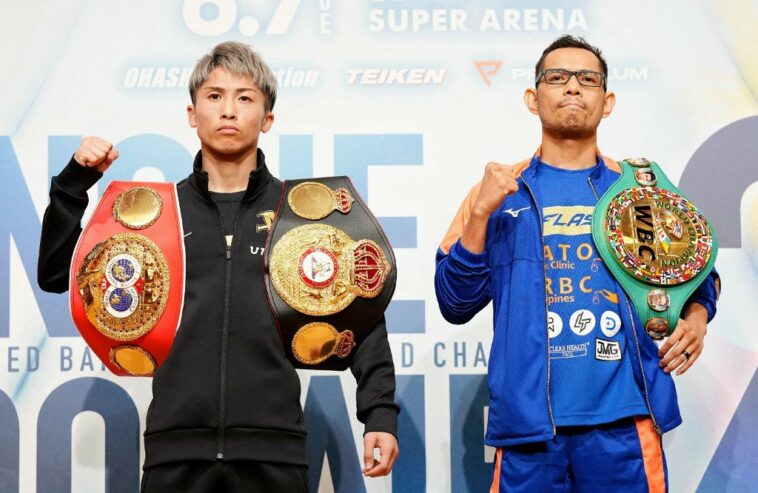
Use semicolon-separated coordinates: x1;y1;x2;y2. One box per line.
69;182;185;376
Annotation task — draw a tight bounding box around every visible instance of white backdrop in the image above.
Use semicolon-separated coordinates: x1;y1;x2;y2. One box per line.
1;1;757;492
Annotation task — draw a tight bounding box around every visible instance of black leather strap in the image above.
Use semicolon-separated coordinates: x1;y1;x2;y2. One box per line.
264;176;397;370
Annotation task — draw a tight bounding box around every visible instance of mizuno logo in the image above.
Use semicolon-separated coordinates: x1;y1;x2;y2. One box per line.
503;206;530;217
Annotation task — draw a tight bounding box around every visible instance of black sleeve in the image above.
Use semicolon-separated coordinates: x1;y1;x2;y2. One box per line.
348;316;400;437
37;157;102;293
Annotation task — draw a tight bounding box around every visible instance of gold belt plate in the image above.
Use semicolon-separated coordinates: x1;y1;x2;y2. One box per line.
287;181;355;220
269;224;391;316
604;187;713;285
76;233;170;340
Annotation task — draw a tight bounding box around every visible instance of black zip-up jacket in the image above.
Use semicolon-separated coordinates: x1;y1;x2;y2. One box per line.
38;150;399;467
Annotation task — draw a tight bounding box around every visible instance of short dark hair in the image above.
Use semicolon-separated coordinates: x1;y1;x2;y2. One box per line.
535;35;608;90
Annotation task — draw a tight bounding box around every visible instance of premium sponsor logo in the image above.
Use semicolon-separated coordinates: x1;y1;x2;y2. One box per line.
512;66;649;82
347;68;446;86
474;61;502;86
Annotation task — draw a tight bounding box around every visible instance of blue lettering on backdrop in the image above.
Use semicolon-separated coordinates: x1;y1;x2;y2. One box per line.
0;390;19;493
394;375;426;493
450;374;491;493
0;137;74;337
37;378;139;493
699;368;758;491
279;134;314;179
304;375;427;492
304;376;366;493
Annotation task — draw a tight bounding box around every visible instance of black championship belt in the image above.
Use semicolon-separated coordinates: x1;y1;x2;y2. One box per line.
264;177;396;370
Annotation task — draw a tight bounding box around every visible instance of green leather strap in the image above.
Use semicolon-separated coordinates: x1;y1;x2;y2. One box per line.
591;158;718;338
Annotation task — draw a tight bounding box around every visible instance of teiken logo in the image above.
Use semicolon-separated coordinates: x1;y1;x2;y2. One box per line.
183;0;333;37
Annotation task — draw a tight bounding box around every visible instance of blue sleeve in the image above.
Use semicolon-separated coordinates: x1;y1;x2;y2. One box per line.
681;267;721;322
434;240;492;324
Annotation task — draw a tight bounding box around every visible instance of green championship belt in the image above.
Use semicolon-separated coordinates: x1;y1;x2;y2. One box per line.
591;158;718;339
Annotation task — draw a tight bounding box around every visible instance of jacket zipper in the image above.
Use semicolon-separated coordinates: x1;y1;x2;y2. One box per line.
215;206;243;460
520;175;557;436
587;176;663;436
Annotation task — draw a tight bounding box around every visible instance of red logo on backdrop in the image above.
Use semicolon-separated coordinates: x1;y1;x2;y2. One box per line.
475;61;503;87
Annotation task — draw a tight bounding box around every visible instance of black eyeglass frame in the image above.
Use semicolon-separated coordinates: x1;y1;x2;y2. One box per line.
536;68;607;90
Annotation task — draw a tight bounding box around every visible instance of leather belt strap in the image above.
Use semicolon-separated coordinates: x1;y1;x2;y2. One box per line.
264;177;396;370
69;182;185;376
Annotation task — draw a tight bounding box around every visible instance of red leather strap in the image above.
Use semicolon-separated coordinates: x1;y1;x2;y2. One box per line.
69;181;185;376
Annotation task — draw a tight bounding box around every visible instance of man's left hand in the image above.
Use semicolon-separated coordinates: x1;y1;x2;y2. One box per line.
363;432;399;477
658;303;708;376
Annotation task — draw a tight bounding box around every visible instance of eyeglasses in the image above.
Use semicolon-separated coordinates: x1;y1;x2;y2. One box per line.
536;68;606;88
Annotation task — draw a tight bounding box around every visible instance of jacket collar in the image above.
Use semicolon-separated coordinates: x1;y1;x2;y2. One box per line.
520;146;617;182
189;148;273;202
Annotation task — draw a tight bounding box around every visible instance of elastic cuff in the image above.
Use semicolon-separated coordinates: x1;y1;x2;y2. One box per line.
450;240;488;267
54;156;102;195
362;406;399;438
682;297;716;323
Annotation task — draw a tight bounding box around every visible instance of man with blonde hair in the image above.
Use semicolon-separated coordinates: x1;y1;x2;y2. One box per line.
39;41;399;492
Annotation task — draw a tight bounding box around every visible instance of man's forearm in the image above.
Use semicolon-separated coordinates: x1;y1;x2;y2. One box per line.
459;209;490;254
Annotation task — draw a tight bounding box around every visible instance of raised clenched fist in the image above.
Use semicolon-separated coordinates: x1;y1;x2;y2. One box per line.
472;162;519;217
73;136;119;173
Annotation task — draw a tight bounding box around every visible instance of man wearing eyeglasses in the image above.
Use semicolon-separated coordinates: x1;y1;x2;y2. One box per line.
435;35;719;491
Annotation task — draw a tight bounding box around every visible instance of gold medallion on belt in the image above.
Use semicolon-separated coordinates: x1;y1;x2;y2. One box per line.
76;232;170;342
269;223;392;316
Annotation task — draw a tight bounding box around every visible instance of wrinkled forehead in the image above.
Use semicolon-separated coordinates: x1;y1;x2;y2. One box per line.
542;47;602;72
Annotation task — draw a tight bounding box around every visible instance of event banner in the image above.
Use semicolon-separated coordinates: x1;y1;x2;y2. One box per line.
1;1;756;492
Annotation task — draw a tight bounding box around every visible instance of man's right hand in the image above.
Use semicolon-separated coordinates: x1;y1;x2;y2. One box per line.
73;137;119;173
472;162;519;218
460;162;519;254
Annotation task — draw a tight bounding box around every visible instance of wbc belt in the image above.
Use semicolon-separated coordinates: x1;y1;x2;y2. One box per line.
591;158;718;339
264;177;396;370
69;182;185;376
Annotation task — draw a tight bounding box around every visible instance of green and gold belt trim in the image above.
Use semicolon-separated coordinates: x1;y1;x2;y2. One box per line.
591;158;718;339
